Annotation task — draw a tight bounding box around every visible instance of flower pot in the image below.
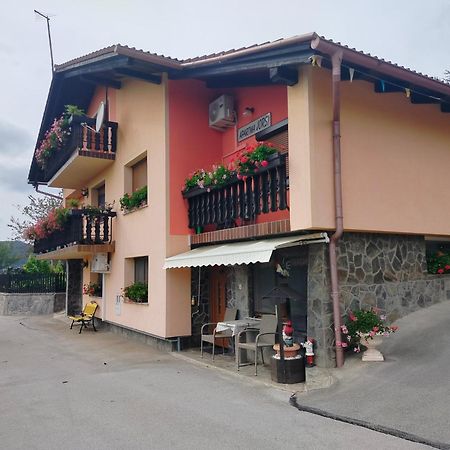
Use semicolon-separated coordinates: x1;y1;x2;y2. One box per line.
360;335;384;361
272;343;301;359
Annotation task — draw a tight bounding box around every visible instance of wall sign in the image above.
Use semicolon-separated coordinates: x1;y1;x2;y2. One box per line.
237;113;272;142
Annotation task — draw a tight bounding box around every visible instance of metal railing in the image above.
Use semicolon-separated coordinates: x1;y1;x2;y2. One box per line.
0;272;66;293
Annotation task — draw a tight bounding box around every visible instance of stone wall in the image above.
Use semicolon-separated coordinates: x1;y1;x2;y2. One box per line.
226;266;250;319
307;244;335;367
0;293;61;316
309;232;450;368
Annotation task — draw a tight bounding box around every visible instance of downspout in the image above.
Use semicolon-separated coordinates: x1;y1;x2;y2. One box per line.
311;38;344;367
34;184;63;201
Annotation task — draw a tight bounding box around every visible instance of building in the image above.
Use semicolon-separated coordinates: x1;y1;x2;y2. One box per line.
28;33;450;367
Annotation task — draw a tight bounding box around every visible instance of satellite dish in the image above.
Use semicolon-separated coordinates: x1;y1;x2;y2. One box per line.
95;101;106;133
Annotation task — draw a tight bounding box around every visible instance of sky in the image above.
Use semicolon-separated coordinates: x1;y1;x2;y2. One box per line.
0;0;449;240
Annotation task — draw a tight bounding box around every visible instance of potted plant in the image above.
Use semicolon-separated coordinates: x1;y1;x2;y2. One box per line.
340;308;398;361
35;105;85;169
83;282;102;297
123;282;148;303
120;186;148;212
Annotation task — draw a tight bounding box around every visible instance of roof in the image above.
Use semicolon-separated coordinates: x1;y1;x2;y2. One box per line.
29;32;450;185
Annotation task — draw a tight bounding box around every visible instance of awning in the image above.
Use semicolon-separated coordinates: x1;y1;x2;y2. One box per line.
163;233;329;269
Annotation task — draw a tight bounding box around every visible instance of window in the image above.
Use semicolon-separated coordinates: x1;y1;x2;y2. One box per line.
132;157;147;192
96;184;106;208
134;256;148;284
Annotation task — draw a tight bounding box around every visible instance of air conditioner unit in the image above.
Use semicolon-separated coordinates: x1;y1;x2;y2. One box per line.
91;253;110;273
209;94;235;130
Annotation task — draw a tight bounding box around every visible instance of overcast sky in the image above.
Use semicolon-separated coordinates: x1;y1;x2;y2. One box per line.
0;0;449;240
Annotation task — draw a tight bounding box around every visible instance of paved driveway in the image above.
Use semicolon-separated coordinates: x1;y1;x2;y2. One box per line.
0;314;430;449
298;300;450;446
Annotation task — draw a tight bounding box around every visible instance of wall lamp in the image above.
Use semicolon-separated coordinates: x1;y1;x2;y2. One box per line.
81;188;89;197
242;107;255;117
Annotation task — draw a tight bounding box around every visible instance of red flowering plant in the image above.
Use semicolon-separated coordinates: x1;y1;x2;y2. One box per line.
23;207;70;242
340;307;398;353
35;105;85;169
234;142;277;178
427;251;450;275
83;282;102;297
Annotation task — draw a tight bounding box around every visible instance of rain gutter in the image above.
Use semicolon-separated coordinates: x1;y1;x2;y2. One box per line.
311;36;345;368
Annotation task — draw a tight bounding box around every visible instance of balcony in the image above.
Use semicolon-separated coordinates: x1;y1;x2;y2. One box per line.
183;153;288;231
45;116;118;189
34;209;116;259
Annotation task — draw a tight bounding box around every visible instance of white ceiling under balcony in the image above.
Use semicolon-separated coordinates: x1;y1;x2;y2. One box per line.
48;150;115;189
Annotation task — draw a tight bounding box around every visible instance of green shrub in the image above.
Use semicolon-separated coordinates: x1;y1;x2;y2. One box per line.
123;282;148;303
120;186;148;211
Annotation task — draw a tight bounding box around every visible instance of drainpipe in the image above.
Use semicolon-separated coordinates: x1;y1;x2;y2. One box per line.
34;184;63;201
311;38;344;367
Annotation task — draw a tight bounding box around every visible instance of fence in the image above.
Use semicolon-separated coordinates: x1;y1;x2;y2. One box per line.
0;273;66;294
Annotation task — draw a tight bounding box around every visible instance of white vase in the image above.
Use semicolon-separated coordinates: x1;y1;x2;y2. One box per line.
361;335;384;362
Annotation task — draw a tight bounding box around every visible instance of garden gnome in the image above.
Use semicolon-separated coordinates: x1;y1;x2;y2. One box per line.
282;320;294;347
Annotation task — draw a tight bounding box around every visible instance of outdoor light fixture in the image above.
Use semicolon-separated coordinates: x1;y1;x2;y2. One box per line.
81;188;89;197
242;107;254;117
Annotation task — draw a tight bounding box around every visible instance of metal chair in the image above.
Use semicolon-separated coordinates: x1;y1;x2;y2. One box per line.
200;307;237;360
236;314;278;375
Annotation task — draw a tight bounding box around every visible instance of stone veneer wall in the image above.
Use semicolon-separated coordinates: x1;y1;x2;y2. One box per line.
226;266;250;319
308;232;450;368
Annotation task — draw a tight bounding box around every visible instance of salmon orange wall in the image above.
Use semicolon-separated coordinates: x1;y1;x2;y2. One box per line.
169;81;289;234
87;86;117;121
289;65;450;236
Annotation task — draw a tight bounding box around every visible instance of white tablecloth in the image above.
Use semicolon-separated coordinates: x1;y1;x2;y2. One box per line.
216;318;261;336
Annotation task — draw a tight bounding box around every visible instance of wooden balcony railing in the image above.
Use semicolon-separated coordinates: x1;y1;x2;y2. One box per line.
44;115;118;181
182;153;288;230
34;209;116;254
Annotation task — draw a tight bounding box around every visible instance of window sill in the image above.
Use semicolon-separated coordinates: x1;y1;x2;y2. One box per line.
122;203;148;215
123;299;149;305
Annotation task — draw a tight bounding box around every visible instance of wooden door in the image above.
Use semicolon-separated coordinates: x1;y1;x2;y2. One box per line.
210;268;227;324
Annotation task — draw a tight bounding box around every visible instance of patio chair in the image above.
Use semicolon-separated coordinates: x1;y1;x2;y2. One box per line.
68;301;98;334
200;307;237;360
236;314;278;376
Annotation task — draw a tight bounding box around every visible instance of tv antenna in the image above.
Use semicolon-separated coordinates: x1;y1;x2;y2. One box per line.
34;9;54;73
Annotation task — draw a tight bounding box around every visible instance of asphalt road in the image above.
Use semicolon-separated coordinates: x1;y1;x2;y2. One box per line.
0;314;433;450
299;300;450;447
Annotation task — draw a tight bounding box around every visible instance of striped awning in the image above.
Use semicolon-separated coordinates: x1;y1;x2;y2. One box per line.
163;233;329;269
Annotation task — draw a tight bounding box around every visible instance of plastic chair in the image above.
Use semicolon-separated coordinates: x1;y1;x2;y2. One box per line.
200;307;237;360
236;314;278;375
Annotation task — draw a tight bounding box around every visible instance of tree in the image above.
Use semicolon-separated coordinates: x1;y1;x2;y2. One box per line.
9;192;62;241
445;70;450;82
0;242;20;270
22;255;64;274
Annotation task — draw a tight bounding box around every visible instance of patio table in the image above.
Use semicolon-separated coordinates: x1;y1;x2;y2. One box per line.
215;318;261;336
